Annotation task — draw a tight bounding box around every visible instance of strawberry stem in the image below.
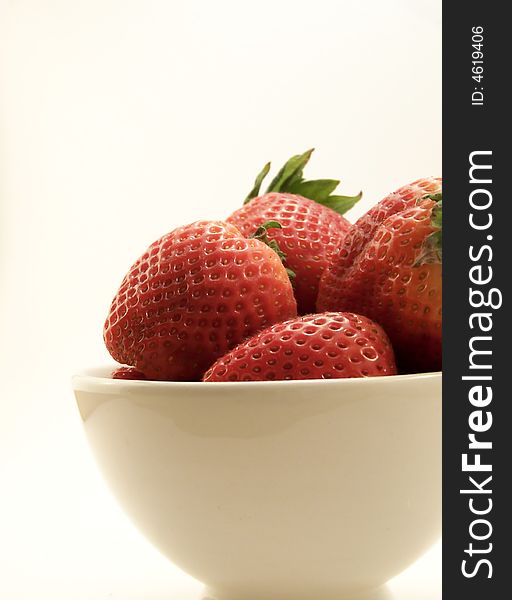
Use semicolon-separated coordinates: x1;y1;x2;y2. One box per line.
244;149;362;215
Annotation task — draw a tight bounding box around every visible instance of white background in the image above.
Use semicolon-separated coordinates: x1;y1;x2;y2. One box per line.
0;1;441;598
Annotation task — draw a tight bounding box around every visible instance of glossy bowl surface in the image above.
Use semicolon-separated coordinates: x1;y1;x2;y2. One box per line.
73;367;441;600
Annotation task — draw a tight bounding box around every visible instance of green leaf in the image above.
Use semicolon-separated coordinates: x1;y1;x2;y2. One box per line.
316;192;363;215
249;220;295;282
431;199;442;229
243;148;362;215
244;162;271;204
265;148;314;193
414;197;443;266
286;179;340;201
251;220;282;239
430;199;442;259
285;268;296;281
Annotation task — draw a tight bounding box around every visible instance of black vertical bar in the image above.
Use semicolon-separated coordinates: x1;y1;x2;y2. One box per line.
443;2;509;598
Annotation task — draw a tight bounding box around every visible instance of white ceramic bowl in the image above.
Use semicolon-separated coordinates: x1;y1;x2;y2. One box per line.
73;367;441;600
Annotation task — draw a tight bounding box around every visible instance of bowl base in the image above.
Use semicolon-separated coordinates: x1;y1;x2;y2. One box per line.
202;584;394;600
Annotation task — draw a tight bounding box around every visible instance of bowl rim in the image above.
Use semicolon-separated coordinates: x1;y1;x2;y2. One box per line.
72;364;442;394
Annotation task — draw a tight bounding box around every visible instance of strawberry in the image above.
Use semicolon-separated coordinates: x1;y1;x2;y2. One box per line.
227;149;361;314
317;178;442;373
112;366;147;380
104;220;297;381
202;312;396;382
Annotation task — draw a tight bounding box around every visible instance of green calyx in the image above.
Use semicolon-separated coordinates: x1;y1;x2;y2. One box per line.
429;198;442;260
415;192;442;265
250;221;296;281
243;148;362;215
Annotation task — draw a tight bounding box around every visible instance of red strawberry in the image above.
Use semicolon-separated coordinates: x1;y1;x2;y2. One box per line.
112;366;147;380
227;149;361;314
104;220;297;381
317;178;442;373
202;312;396;382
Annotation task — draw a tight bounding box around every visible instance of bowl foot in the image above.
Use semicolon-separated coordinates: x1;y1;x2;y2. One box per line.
202;585;394;600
